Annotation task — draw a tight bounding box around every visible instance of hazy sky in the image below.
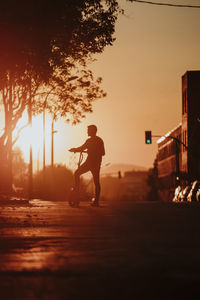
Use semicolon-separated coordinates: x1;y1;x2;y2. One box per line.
14;0;200;170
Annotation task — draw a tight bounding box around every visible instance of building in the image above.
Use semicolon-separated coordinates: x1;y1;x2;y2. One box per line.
157;71;200;200
182;71;200;179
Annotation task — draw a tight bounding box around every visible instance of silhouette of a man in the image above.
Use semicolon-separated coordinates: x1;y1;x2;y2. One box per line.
69;125;105;206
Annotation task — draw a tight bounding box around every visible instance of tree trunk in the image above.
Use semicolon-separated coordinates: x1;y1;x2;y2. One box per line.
6;73;13;192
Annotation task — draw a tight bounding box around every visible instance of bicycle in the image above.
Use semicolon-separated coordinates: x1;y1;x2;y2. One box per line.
68;151;86;207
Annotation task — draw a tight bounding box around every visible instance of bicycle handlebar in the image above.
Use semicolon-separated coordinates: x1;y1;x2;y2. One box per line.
68;149;87;154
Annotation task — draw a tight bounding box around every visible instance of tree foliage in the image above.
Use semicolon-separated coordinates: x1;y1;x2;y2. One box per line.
0;1;121;141
0;0;120;80
34;65;106;124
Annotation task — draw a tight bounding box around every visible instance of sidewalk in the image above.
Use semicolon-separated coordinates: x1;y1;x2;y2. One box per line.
0;194;29;206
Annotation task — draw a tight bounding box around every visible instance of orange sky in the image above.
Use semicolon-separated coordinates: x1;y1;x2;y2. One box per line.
4;0;200;171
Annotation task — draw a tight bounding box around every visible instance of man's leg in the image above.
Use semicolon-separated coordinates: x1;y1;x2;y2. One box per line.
91;165;101;205
74;162;90;191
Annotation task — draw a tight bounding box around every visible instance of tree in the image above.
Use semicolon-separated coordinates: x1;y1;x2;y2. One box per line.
33;63;106;124
0;1;121;191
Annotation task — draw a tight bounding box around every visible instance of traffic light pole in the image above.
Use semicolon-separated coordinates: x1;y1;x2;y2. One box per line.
151;135;188;150
145;130;188;149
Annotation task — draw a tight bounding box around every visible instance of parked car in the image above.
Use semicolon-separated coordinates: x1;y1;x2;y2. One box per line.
196;187;200;201
187;181;200;202
179;185;191;202
172;185;182;202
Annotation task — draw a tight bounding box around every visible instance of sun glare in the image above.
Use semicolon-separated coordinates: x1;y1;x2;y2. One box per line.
14;111;52;165
13;110;88;172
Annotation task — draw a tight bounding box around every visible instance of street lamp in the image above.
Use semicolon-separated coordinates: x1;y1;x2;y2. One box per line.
51;116;58;168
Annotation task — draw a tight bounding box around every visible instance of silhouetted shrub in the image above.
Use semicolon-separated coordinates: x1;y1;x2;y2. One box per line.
34;165;74;201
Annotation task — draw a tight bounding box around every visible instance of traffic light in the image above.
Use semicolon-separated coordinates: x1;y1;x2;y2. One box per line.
145;131;152;144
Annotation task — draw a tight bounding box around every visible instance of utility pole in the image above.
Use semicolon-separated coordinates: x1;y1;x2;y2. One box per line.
43;102;46;176
37;150;40;173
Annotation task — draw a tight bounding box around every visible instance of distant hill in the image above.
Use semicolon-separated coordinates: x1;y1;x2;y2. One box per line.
101;163;148;177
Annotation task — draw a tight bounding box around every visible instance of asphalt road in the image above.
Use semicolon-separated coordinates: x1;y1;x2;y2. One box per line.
1;198;200;299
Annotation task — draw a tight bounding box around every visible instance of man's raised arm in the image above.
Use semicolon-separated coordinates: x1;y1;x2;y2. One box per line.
69;141;87;153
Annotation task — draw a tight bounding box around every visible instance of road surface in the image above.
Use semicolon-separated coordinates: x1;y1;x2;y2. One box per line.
0;198;200;299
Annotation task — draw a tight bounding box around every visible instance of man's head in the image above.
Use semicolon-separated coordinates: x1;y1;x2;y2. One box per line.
87;125;97;137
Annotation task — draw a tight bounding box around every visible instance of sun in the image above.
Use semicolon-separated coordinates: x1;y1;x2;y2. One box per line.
14;111;52;164
13;110;87;171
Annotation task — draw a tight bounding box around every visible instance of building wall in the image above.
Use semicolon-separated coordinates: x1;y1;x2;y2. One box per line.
181;71;200;178
157;124;182;191
157;71;200;200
